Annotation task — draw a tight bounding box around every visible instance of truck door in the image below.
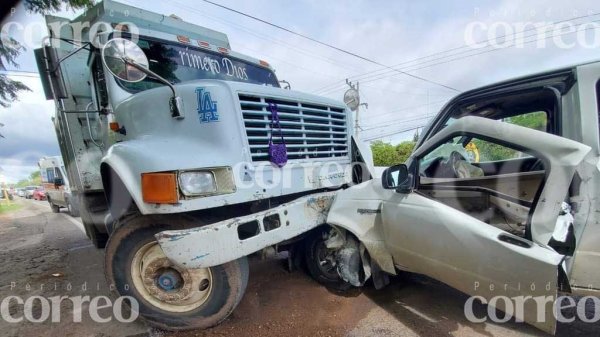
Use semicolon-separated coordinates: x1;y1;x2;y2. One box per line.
381;116;590;334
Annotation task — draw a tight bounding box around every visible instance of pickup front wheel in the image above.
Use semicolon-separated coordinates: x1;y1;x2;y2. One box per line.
105;215;249;330
66;198;80;217
48;199;60;213
304;227;352;291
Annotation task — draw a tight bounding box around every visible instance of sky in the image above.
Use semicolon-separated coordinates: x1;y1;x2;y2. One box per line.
1;0;600;182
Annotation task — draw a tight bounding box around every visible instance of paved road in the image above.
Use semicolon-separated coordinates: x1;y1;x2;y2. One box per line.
0;199;597;337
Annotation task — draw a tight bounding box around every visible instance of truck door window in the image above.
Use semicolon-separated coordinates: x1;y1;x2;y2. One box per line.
419;136;538;179
501;111;547;132
428;88;557;144
469;138;532;163
418;135;545;238
46;168;55;182
55;167;63;180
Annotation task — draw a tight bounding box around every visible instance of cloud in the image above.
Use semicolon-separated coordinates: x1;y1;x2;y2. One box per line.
0;76;58;183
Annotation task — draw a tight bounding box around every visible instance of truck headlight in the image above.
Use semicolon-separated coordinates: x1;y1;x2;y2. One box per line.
178;171;217;196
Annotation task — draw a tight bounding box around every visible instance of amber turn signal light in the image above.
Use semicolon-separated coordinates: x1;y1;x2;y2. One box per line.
141;172;178;204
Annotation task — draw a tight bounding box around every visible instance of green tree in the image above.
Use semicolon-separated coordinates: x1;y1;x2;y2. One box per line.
472;111;548;162
396;141;416;163
14;170;41;187
0;0;94;107
371;140;401;166
371;140;417;166
0;37;30;107
505;111;547;131
29;171;41;183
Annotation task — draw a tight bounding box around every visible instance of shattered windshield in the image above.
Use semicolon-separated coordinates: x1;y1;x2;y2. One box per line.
118;37;280;92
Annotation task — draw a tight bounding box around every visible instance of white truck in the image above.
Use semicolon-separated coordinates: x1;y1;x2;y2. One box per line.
38;156;78;215
35;0;372;330
36;0;600;334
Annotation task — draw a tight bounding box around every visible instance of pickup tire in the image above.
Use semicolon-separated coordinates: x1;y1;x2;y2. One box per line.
304;227;352;292
49;200;60;213
66;198;80;217
105;215;249;330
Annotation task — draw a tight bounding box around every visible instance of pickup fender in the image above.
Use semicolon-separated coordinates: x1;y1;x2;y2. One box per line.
326;180;397;275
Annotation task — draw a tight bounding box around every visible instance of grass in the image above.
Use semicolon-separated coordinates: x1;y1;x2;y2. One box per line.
0;202;22;214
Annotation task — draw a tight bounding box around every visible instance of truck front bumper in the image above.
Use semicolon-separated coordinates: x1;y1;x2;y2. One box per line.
155;192;336;269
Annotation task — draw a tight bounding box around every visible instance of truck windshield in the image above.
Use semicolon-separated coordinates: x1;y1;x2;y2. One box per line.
118;37;280;92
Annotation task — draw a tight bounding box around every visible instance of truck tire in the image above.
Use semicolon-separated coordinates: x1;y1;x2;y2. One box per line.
66;198;80;217
105;215;249;330
304;227;352;291
87;225;108;249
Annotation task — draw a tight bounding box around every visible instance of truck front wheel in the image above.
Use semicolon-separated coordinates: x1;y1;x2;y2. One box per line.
105;215;249;330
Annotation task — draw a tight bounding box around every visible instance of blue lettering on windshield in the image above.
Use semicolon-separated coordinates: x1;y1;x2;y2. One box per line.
196;87;219;123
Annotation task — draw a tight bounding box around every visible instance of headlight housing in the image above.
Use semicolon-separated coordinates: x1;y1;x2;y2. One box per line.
178;171;217;196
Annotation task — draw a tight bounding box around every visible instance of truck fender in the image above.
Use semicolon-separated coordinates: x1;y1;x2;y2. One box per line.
100;157;140;220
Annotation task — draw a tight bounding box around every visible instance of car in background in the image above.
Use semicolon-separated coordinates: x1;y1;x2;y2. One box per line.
16;189;25;197
24;186;38;199
38;156;79;217
32;187;46;201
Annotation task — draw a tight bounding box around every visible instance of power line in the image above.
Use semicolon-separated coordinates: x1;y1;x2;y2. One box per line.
363;124;428;141
362;114;433;132
362;99;449;125
314;11;600;94
351;20;600;88
151;0;454;97
359;21;599;131
318;20;600;95
199;0;459;92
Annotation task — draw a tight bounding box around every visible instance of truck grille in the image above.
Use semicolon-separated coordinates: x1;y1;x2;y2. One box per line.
239;94;349;161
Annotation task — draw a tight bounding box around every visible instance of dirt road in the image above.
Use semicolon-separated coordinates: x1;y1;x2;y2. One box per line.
0;199;596;337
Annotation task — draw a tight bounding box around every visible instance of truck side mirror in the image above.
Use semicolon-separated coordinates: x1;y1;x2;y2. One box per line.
54;177;64;187
381;164;413;193
34;46;68;100
102;38;185;119
102;38;148;83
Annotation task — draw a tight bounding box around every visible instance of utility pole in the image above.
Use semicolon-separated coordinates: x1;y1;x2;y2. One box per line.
343;79;367;137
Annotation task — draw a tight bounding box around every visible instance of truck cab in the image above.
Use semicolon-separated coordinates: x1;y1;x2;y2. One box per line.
36;0;371;330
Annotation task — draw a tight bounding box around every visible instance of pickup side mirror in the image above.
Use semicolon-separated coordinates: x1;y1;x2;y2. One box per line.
54;177;64;187
381;164;413;193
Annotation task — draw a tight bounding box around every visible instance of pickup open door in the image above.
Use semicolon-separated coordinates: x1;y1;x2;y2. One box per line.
381;116;590;334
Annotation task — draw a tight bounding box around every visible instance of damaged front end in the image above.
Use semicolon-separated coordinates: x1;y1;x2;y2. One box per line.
317;226;390;289
322;228;371;287
155;192;336;269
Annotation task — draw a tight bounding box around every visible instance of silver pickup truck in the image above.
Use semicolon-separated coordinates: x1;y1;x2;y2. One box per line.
159;60;600;334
